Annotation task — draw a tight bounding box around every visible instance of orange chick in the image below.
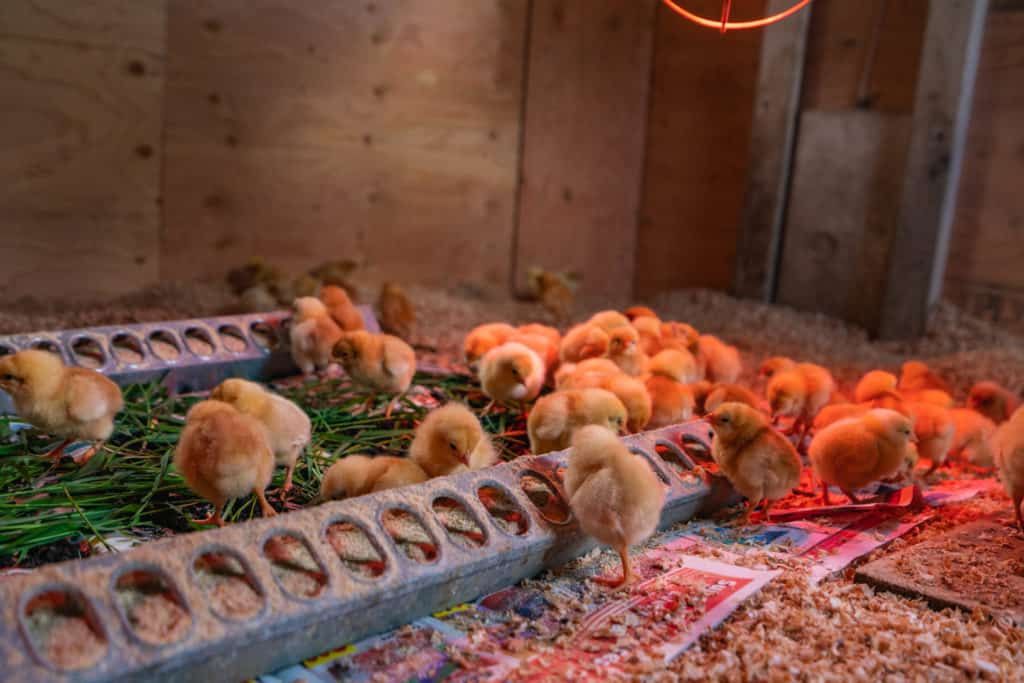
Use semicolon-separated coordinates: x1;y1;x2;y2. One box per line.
659;321;700;356
0;349;123;463
554;357;621;390
703;383;762;414
518;323;562;350
528;388;627;454
333;331;416;416
689;380;715;415
607;325;646;376
899;360;950;394
410;404;496;477
948;408;996;469
853;370;898;403
320;455;428;500
757;356;796;380
320;284;365;332
647;348;699;384
905;401;955;475
992;407;1024;530
377;282;415;340
809;409;915;504
631;316;663;356
210;378;311;495
561;371;652;433
589;310;631;331
173;400;276;526
706;402;802;524
559;323;611;364
766;363;835;443
464;323;518;372
624;306;659;321
645;375;695;429
968;381;1020;424
565;425;665;587
813;403;870;431
508;329;559;377
479;342;545;407
697;335;741;383
290;296;343;375
527;269;575;323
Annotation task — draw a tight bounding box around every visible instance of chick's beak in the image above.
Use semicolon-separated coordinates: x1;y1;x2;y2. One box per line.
909;433;919;444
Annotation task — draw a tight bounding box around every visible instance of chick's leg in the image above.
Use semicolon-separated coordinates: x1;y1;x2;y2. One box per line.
840;488;862;504
74;441;104;465
42;438;72;461
256;488;278;518
1014;493;1023;533
194;506;225;527
760;498;775;523
820;479;832;506
592;545;634;588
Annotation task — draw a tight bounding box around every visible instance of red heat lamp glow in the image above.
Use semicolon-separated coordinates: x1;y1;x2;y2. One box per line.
662;0;814;33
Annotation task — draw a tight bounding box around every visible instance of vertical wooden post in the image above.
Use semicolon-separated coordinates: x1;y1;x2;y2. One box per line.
876;0;989;339
732;0;812;301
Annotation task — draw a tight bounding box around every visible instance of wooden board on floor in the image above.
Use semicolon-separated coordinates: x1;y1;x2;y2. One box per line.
162;0;527;293
0;0;165;301
855;520;1024;625
515;0;657;300
634;0;765;298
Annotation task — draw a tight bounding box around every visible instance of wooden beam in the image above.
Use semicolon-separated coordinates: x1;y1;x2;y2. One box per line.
732;0;812;301
876;0;989;339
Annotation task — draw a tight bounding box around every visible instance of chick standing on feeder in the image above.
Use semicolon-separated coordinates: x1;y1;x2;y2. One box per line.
992;407;1024;530
290;296;343;376
410;404;497;477
0;350;123;463
320;284;365;332
333;330;416;417
464;323;518;373
174;400;277;526
210;378;311;497
706;402;802;525
968;381;1019;424
565;425;665;587
320;455;428;501
377;282;415;340
479;342;545;412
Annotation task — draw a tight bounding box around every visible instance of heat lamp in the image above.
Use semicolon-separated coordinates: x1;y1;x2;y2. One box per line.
662;0;814;33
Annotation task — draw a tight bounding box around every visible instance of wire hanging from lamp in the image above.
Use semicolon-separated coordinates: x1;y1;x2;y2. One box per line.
661;0;814;33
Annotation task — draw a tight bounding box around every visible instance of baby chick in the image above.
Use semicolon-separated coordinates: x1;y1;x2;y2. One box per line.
631;316;663;356
0;350;123;463
697;335;742;384
992;407;1024;530
173;400;276;526
766;364;835;444
508;329;560;378
899;360;950;394
333;331;416;415
706;402;802;524
968;381;1020;424
561;371;652;433
559;323;610;364
565;425;665;587
320;455;428;501
517;323;562;350
645;375;695;429
905;401;955;475
479;342;545;408
290;297;344;375
659;321;700;356
554;357;622;389
210;378;311;496
948;408;996;469
320;284;365;332
689;380;714;415
813;403;870;431
854;370;898;403
227;257;280;296
606;325;646;376
589;310;631;331
624;306;659;321
464;323;518;372
647;348;699;384
703;383;762;414
528;388;627;454
310;259;359;292
377;282;415;340
527;268;575;323
809;409;916;504
410;404;496;477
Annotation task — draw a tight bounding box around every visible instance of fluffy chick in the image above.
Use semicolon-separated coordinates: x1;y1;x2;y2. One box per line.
0;350;123;463
464;323;518;372
631;316;663;356
899;360;950;393
659;322;700;356
766;364;835;443
518;323;562;350
689;380;715;415
948;408;996;469
210;378;311;494
508;328;560;376
813;403;870;431
645;375;695;429
607;325;646;376
968;381;1020;424
290;297;343;375
410;404;496;477
528;388;627;454
758;356;796;380
703;383;762;414
173;400;276;526
647;348;699;384
527;269;575;323
905;401;955;475
565;425;665;586
320;284;365;332
809;409;915;504
377;282;415;340
479;342;545;407
333;330;416;398
624;306;659;321
554;358;622;390
561;371;652;433
589;310;631;331
854;370;898;403
320;455;428;501
992;407;1024;530
697;335;741;383
560;323;611;364
706;402;802;524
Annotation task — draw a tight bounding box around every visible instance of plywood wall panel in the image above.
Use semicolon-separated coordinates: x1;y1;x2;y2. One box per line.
162;0;527;291
0;0;164;301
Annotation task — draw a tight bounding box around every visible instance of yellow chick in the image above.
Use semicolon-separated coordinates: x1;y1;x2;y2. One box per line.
631;316;663;356
464;323;518;372
813;403;870;431
659;321;700;356
706;402;802;524
697;334;741;384
320;455;428;501
854;370;898;403
757;356;796;380
948;408;996;469
968;381;1020;424
565;425;665;587
647;348;699;384
689;380;714;415
899;360;950;394
554;357;622;390
561;371;652;433
320;284;365;332
210;379;311;495
607;326;646;376
992;407;1024;530
0;350;123;463
333;330;416;397
703;383;762;414
528;388;627;454
173;400;276;526
518;323;562;351
589;310;632;331
766;363;835;443
559;323;610;364
905;401;955;474
508;329;560;377
479;342;545;407
239;284;280;313
809;409;916;504
527;269;575;323
624;305;659;321
645;375;695;429
290;296;344;375
410;404;496;477
378;282;415;340
227;257;280;295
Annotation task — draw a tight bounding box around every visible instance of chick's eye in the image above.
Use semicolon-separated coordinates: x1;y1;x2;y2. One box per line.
1;374;14;381
720;416;730;424
449;441;458;451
